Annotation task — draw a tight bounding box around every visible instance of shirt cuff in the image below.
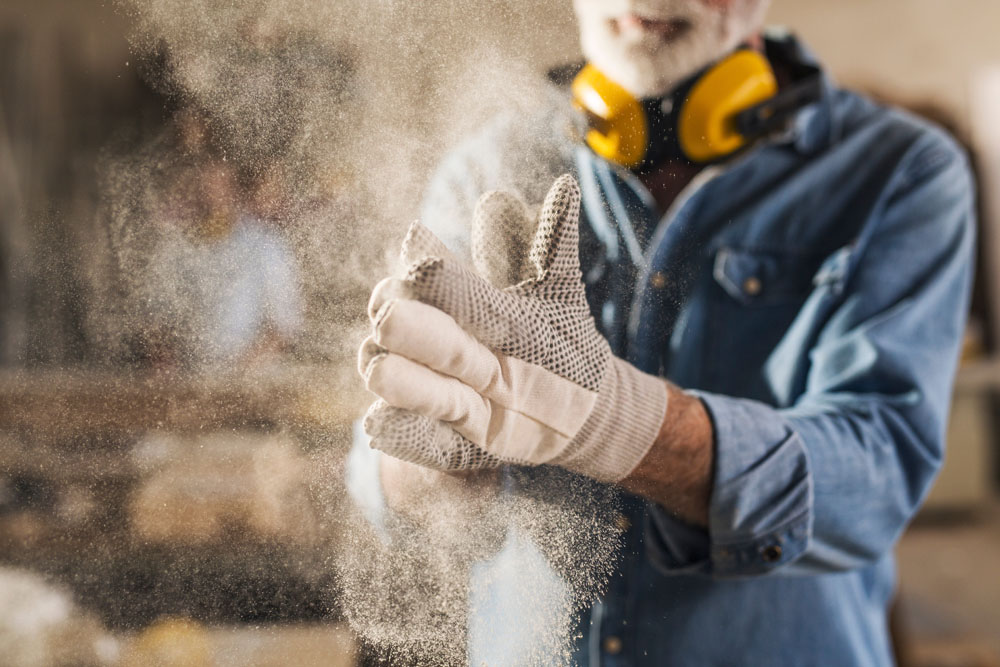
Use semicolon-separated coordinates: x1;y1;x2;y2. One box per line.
645;392;813;577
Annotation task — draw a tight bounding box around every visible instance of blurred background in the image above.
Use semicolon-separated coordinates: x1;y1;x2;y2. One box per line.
1;0;998;665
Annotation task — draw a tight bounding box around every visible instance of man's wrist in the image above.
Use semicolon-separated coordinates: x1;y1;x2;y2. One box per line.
619;384;715;527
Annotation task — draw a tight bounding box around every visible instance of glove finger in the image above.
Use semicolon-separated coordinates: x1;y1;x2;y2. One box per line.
357;335;384;379
373;297;500;394
472;190;535;288
367;276;414;321
401;221;457;266
528;174;583;284
364;399;505;471
371;223;457;321
405;253;550;356
364;351;491;446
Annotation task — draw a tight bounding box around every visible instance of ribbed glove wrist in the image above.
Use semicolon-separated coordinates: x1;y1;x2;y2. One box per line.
555;355;667;481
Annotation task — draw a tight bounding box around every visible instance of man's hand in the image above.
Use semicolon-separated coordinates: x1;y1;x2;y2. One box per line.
358;175;668;482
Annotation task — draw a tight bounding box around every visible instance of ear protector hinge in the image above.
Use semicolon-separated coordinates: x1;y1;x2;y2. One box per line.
733;70;823;142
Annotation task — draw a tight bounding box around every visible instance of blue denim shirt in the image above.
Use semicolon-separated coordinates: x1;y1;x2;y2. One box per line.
378;34;976;666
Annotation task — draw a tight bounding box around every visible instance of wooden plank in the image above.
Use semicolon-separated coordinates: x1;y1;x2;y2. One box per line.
0;433;135;480
954;358;1000;391
0;365;367;437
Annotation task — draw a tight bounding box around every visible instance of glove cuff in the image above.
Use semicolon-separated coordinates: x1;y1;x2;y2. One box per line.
557;356;668;482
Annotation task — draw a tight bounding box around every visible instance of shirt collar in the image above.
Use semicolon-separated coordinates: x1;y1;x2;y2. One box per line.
763;28;840;155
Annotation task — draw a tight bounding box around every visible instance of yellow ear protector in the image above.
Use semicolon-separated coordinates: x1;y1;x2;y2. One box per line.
571;49;822;170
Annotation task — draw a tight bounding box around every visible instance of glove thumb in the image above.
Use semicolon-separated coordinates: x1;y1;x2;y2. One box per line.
528;174;583;284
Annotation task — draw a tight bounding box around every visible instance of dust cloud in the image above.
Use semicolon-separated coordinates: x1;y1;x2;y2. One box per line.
103;0;622;664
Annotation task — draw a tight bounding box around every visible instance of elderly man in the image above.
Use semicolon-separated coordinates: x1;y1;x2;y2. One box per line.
354;0;975;664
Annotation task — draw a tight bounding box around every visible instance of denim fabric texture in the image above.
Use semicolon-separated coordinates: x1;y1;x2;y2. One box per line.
402;33;976;666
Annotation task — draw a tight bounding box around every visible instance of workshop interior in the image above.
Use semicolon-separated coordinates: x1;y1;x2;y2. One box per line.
1;0;999;665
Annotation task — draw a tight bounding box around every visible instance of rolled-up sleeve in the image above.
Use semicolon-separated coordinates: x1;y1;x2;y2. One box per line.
648;133;976;577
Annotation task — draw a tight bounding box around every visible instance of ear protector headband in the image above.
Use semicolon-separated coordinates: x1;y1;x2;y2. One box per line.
571;49;822;170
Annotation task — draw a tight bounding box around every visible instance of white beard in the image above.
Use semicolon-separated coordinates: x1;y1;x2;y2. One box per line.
573;0;771;98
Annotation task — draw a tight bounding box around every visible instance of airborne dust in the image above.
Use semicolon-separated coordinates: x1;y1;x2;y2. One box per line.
103;1;624;664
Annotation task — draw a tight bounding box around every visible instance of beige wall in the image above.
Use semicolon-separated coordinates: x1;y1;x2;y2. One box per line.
769;0;1000;132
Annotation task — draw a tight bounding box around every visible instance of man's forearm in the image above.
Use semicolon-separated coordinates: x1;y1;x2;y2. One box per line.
620;382;714;527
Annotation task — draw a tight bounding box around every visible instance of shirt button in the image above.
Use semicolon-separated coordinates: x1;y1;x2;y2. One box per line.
650;271;668;289
761;544;783;563
603;636;623;655
742;276;763;296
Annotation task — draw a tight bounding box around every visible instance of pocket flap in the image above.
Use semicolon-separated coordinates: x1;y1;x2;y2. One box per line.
713;247;817;306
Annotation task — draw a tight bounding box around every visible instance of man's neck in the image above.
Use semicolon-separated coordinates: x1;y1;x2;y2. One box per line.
636;31;767;213
638;158;703;216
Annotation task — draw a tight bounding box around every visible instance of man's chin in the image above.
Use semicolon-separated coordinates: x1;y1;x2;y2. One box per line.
591;46;703;99
579;4;769;98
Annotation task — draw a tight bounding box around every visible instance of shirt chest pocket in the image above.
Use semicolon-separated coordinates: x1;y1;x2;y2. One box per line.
688;247;826;393
712;247;822;307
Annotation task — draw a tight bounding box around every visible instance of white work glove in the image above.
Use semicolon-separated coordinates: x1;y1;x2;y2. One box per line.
358;175;667;482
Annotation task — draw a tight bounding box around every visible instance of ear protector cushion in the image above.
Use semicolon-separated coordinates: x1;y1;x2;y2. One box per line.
571;65;648;169
678;50;778;162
